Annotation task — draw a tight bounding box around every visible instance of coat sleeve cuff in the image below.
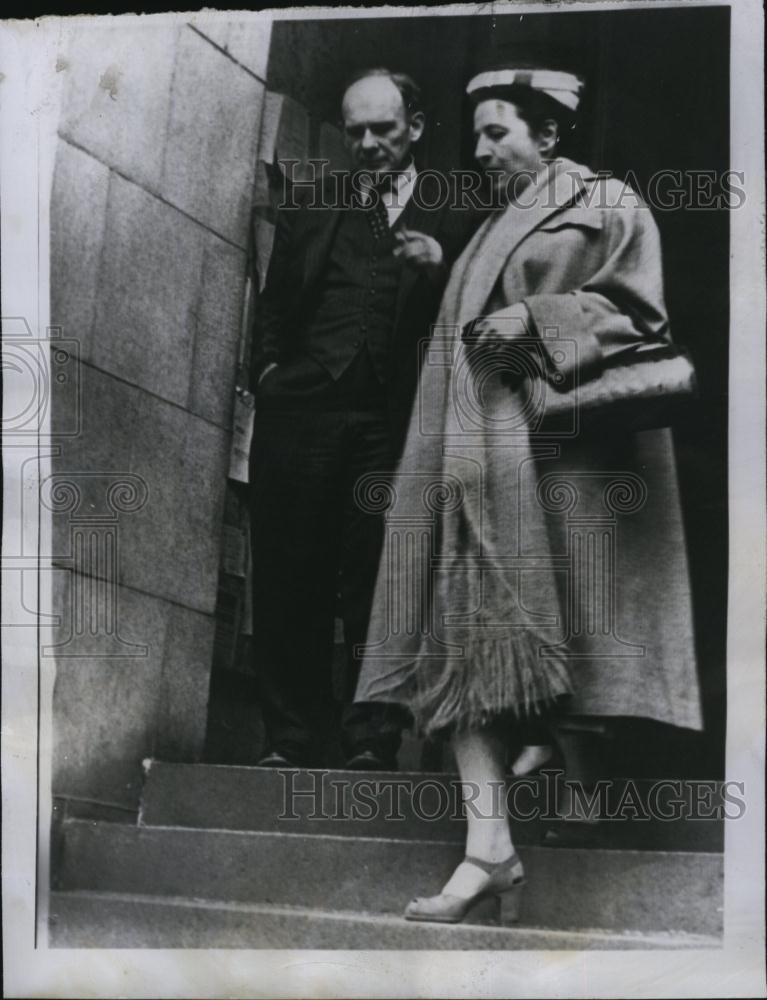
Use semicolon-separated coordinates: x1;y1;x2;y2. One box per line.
251;349;280;390
523;292;603;380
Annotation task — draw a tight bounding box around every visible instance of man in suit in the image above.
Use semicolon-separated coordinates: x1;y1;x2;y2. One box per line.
249;68;479;769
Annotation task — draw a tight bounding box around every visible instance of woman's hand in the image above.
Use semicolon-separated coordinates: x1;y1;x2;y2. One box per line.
462;304;544;388
462;303;533;347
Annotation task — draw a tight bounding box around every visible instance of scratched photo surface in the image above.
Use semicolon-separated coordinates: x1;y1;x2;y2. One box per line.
2;2;764;997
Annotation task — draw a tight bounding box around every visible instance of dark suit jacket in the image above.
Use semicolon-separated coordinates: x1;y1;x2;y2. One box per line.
249;170;483;449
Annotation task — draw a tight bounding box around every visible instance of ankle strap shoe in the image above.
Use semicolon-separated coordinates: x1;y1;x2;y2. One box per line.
404;853;526;925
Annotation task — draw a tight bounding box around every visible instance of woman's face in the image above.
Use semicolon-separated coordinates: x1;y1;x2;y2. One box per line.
473;99;547;197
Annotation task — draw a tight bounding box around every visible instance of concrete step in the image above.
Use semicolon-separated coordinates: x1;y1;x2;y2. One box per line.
55;819;723;937
48;890;721;950
139;761;725;853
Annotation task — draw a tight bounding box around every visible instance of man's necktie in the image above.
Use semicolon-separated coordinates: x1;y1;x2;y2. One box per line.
364;171;402;239
366;191;390;240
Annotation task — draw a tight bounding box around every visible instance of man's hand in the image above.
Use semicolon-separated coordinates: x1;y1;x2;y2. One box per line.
462;303;533;347
392;228;444;273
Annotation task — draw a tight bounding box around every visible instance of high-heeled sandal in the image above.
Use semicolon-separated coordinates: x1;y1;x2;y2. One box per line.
403;853;526;925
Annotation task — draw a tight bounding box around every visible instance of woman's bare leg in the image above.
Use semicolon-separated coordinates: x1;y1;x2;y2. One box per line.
440;726;517;897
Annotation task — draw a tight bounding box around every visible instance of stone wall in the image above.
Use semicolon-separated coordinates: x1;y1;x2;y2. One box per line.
48;17;271;809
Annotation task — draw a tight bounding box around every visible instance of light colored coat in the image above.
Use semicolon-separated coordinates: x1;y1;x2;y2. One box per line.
357;158;703;732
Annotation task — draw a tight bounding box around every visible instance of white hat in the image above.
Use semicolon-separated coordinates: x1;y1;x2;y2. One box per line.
466;68;584;112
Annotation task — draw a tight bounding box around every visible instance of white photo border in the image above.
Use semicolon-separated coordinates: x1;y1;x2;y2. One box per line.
1;1;764;996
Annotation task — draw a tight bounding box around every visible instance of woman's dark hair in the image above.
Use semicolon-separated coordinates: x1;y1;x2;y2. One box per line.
469;83;577;148
342;68;424;120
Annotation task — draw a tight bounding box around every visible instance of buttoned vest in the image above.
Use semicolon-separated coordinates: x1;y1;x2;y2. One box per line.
301;208;403;383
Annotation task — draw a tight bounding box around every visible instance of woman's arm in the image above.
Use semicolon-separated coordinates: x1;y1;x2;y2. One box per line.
525;201;670;381
463;197;670;384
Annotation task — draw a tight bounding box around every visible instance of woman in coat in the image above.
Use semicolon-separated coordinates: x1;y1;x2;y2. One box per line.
354;65;702;923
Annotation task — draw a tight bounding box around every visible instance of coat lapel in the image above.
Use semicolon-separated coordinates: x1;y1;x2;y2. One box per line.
453;159;596;326
301;207;342;288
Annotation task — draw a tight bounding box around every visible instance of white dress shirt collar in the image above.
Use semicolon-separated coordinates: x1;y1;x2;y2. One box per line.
359;160;418;228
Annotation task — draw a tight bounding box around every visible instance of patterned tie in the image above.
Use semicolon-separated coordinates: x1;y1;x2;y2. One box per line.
366;190;390;240
364;171;401;239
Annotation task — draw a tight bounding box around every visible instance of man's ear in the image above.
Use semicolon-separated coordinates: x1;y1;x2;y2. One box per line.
409;111;426;144
537;118;559;157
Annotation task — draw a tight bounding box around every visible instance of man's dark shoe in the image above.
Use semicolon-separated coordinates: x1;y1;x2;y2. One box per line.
344;749;398;771
257;749;304;768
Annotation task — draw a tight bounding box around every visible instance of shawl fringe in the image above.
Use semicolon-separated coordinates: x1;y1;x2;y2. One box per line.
387;625;572;737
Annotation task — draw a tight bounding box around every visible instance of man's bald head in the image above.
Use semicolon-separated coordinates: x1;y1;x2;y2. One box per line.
341;69;425;174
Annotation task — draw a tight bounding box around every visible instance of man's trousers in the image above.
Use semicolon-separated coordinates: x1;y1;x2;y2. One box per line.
249;407;402;764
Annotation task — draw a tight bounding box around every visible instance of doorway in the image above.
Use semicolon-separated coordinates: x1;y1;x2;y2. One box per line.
204;7;729;779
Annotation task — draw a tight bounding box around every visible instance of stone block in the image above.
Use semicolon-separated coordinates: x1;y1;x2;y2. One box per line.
120;389;229;614
221;18;272;80
48;365;141;567
91;173;205;407
50;571;168;807
160;27;264;248
186;18;229;52
140;764;723;852
252;160;273;211
56;822;724;936
253;219;276;292
51;365;228;615
58;23;179;191
50;140;110;358
259;92;312;185
258;91;282;166
274;94;311;176
187;235;246;427
49;892;720;950
189;16;271;80
50;574;213;807
154;604;215;760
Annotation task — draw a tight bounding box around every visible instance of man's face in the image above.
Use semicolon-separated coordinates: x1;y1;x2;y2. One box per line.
473;99;545;196
342;76;424;174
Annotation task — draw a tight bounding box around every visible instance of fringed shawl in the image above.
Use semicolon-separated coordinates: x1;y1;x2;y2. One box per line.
355;163;578;735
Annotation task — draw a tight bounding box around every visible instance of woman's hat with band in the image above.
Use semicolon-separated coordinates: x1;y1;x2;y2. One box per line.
466;67;584;112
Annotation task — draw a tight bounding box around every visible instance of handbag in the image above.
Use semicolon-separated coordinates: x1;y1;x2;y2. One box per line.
531;341;698;433
462;321;697;434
